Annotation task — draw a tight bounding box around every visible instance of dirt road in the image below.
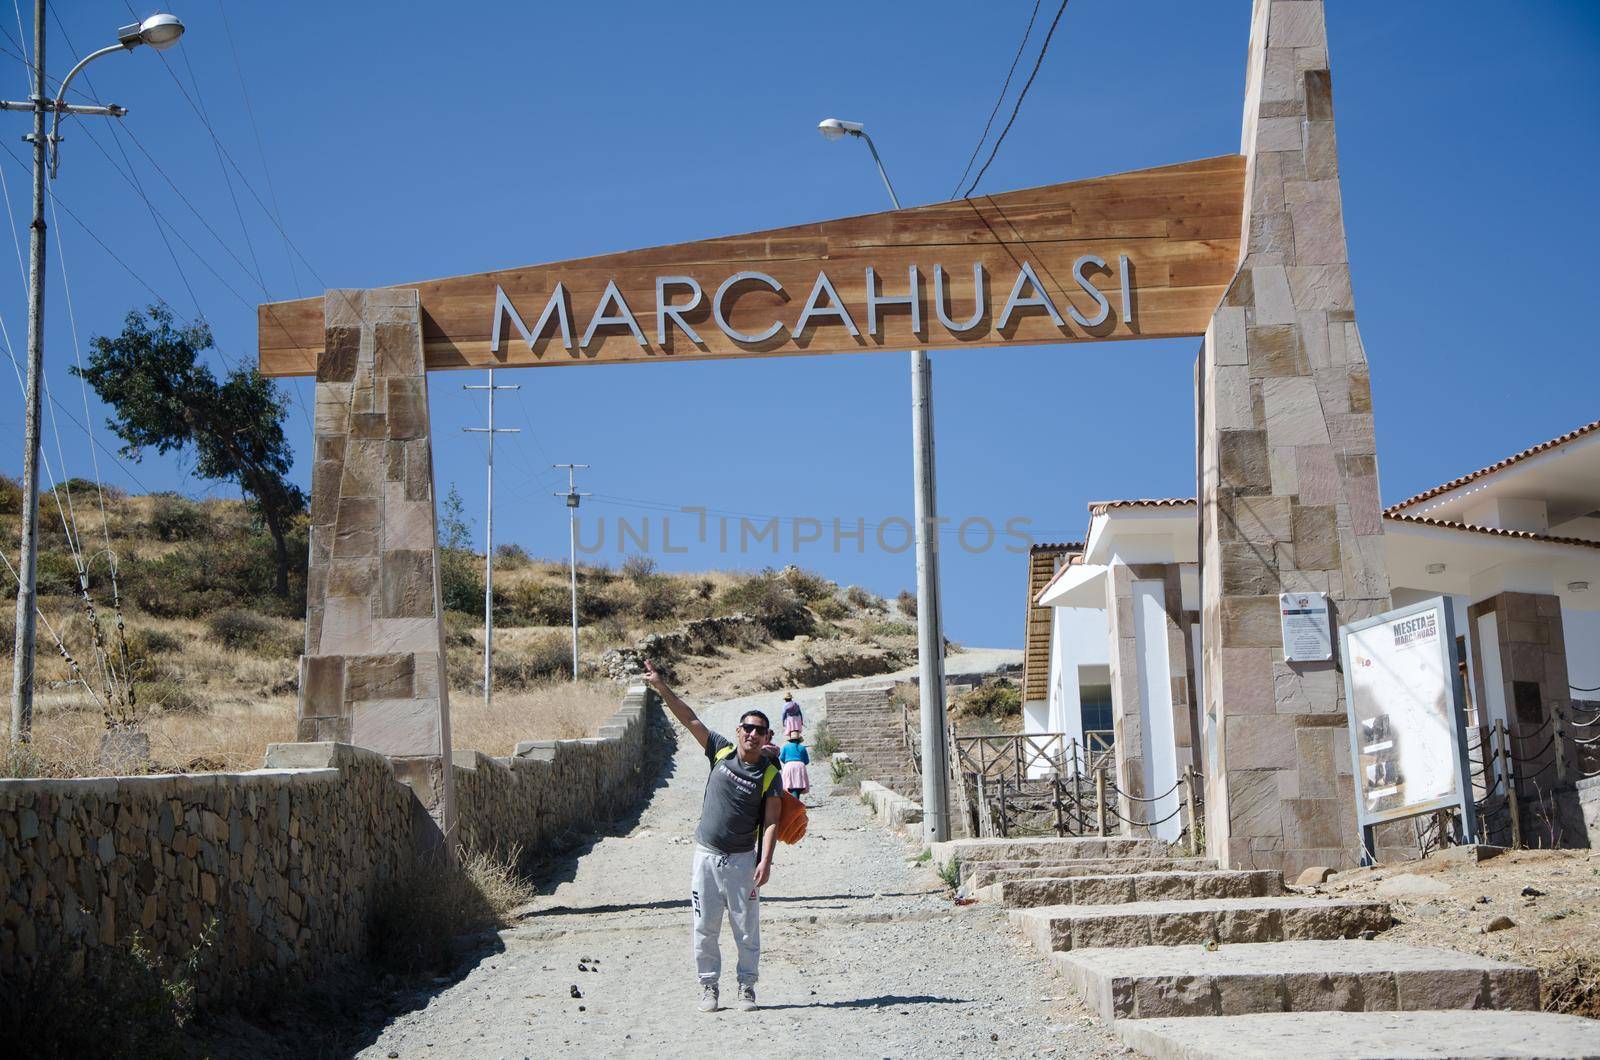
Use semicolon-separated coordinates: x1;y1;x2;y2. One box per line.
357;667;1121;1059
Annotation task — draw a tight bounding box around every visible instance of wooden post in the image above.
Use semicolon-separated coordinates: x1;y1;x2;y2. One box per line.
996;778;1008;838
1053;777;1066;837
1553;706;1568;786
1095;766;1108;838
1497;720;1521;849
1183;767;1200;856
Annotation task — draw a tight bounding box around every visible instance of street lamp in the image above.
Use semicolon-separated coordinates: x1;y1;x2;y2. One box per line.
6;6;185;743
816;116;951;842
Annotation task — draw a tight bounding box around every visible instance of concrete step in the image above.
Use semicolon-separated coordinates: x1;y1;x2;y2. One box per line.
1113;1011;1600;1059
934;836;1163;869
965;857;1217;888
1012;897;1391;954
1054;940;1538;1021
979;869;1283;907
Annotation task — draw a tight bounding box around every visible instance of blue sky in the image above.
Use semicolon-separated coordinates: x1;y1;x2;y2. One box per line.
4;2;1598;647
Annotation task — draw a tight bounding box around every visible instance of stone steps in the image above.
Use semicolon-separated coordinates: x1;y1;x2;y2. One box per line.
965;857;1217;888
1113;1010;1600;1059
1054;940;1538;1022
934;836;1163;869
1012;896;1391;954
979;869;1283;908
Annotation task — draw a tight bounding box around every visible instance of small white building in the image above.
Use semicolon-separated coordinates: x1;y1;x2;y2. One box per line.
1027;419;1600;845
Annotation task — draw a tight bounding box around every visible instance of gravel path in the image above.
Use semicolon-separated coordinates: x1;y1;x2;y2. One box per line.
357;665;1122;1059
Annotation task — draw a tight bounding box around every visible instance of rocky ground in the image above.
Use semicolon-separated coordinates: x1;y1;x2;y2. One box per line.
1309;847;1600;1017
346;655;1123;1059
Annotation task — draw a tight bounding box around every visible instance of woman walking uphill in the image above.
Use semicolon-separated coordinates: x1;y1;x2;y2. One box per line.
641;661;781;1014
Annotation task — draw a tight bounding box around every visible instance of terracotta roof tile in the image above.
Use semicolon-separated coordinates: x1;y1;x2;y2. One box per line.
1087;497;1196;516
1030;541;1085;554
1382;512;1600;551
1386;419;1600;514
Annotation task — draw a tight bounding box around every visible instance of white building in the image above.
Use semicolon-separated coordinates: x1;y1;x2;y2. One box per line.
1025;419;1600;844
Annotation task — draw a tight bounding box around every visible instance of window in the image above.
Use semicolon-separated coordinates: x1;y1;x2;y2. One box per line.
1079;682;1114;740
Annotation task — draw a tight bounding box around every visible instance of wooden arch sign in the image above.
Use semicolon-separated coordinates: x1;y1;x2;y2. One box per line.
256;154;1243;377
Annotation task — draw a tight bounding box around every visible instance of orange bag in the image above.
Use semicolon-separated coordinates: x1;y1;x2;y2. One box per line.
715;746;808;845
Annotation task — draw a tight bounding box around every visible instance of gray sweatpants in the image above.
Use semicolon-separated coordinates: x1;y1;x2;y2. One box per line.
690;846;760;985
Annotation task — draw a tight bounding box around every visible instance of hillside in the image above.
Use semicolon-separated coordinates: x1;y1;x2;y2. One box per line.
0;483;927;776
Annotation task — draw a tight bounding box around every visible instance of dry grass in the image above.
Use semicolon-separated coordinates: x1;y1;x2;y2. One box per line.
7;695;297;777
450;677;625;752
368;843;537;976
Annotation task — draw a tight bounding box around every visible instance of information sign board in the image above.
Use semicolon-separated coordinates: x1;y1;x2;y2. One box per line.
1280;591;1332;662
1339;596;1478;860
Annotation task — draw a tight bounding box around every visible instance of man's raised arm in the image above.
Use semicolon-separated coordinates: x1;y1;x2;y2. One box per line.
642;660;711;750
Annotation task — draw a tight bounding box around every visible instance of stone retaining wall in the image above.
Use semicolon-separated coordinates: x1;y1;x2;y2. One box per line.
0;686;656;1005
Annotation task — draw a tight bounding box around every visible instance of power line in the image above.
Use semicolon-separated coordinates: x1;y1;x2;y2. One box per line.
961;0;1070;200
950;0;1042;200
215;0;300;296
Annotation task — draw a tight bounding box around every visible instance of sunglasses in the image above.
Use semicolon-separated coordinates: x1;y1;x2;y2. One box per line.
738;723;769;735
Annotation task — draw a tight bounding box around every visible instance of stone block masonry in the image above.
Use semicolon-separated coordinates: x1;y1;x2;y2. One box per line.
1199;0;1394;876
0;688;657;1006
301;288;455;843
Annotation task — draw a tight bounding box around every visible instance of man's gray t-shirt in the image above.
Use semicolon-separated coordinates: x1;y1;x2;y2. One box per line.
696;731;779;855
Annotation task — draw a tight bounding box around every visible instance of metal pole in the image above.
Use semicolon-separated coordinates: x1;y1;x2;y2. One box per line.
552;464;590;682
913;349;951;842
1096;765;1107;837
846;130;950;842
463;372;520;709
10;0;47;742
484;369;494;707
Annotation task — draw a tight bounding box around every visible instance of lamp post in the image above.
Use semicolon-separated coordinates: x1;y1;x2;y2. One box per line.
553;465;590;682
817;117;951;842
6;7;185;742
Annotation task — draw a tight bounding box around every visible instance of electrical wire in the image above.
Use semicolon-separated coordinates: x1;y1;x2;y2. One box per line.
961;0;1071;200
950;0;1041;200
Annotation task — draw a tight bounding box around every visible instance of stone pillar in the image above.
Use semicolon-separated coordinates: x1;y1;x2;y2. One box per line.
1468;592;1572;795
300;288;455;846
1106;562;1199;836
1199;0;1390;875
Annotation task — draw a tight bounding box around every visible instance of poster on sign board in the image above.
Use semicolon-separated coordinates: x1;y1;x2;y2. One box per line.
1339;596;1478;857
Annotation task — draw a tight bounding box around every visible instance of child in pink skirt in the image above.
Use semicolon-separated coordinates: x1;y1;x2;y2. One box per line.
778;732;810;798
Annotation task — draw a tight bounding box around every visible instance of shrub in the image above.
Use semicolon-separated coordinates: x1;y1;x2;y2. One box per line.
142;679;203;715
440;549;484;616
125;626;186;657
896;588;918;619
147;492;205;542
128;527;307;618
811;596;848;621
205;609;298;656
367;846;532;977
492;632;574;688
811;717;840;757
443;610;477;647
719;570;813;639
621;553;657;579
0;924;212;1055
494;542;531;566
33;549;80;597
0;473;20;515
862;617;916;639
781;565;836;602
497;580;569;626
959;679;1021;720
636;574;685;622
844;585;885;613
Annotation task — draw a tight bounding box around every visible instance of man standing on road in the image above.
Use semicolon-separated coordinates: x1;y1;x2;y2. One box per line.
642;661;781;1013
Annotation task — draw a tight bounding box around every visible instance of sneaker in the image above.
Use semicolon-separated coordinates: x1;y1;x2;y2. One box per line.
736;983;757;1011
698;984;719;1013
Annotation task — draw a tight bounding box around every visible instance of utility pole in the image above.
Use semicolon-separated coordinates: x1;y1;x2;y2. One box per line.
463;369;520;709
552;464;590;682
816;118;952;842
6;8;182;740
9;0;48;743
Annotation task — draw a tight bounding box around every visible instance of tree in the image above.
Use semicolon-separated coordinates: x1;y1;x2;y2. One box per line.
75;306;306;597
